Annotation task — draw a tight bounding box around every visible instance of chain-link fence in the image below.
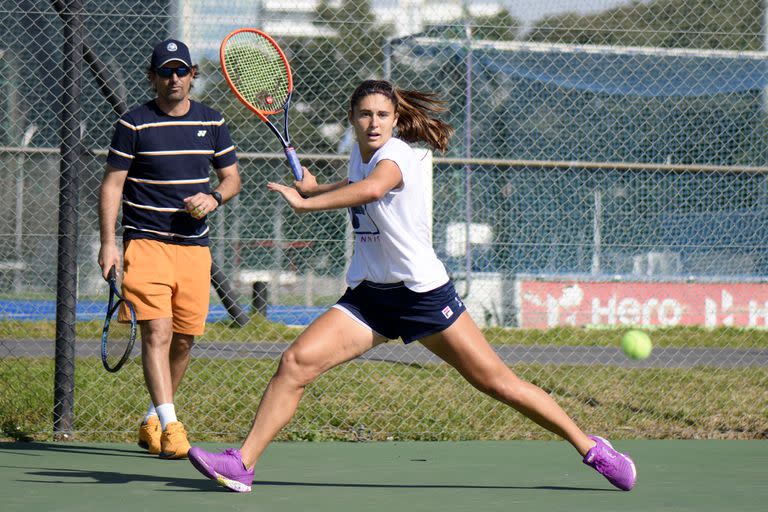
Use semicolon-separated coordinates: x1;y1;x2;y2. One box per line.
1;0;767;442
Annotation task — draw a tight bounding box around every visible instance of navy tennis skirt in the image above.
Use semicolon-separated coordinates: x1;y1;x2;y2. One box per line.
333;280;466;343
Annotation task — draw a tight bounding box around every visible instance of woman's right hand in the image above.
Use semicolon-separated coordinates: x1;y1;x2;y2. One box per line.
294;167;317;197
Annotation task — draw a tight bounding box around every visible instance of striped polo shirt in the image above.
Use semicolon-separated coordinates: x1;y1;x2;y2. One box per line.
106;100;238;246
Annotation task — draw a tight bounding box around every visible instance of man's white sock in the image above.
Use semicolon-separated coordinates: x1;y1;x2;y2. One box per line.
155;403;177;431
143;402;157;423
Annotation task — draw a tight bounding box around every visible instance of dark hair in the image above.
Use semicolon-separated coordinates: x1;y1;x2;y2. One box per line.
349;80;454;152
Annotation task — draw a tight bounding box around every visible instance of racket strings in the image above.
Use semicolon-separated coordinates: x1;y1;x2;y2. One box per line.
224;33;290;112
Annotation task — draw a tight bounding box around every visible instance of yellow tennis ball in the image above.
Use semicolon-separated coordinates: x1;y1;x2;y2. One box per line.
621;330;652;360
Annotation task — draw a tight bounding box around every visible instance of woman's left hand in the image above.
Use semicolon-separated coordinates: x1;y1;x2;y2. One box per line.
267;182;307;213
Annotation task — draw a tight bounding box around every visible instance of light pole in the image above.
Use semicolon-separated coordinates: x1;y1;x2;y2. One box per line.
462;2;474;297
15;124;36;293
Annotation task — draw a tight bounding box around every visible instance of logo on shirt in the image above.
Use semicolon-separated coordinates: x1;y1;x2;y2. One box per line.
441;306;453;319
197;130;207;137
349;204;379;235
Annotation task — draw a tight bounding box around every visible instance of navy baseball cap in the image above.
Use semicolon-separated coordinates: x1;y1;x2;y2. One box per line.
151;39;192;68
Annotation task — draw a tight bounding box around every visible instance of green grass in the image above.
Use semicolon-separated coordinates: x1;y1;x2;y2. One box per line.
1;356;766;443
0;315;302;342
2;317;768;347
3;318;767;442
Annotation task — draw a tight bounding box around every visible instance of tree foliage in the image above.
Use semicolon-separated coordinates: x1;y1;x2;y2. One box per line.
315;0;391;81
276;0;393;155
471;10;523;41
422;10;522;41
526;0;763;51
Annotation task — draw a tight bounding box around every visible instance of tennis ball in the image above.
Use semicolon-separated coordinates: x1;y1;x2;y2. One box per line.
621;330;652;360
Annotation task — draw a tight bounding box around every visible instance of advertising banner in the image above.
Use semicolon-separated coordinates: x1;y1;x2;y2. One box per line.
516;277;768;328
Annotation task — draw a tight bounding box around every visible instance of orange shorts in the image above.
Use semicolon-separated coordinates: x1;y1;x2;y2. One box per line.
120;239;212;336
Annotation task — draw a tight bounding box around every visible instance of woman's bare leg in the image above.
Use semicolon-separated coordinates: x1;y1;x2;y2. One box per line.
240;308;387;468
419;312;595;456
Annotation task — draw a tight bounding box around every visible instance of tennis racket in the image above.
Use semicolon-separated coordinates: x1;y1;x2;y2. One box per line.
220;28;303;181
101;266;137;373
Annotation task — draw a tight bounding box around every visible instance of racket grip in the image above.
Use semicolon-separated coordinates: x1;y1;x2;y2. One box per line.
284;146;303;181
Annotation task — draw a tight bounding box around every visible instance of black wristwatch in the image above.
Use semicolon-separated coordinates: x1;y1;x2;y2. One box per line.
209;191;223;206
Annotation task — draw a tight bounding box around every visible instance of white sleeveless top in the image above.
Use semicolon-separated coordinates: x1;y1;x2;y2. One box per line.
345;137;449;292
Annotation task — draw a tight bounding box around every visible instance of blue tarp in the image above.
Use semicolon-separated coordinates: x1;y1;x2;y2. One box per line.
0;300;324;326
406;40;768;97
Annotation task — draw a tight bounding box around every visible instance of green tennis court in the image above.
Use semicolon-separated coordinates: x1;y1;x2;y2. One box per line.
2;440;765;511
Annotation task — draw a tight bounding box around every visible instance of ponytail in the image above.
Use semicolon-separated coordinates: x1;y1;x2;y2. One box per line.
349;80;454;152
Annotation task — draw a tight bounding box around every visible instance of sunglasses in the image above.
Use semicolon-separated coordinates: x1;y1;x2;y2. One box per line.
155;66;191;78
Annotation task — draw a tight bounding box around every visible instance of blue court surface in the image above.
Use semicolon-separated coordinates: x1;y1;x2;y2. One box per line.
0;299;324;326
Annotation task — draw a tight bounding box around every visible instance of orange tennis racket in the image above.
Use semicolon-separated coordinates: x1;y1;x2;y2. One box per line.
220;28;303;180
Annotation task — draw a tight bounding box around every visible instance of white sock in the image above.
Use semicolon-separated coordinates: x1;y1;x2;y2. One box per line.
155;403;178;431
143;402;157;423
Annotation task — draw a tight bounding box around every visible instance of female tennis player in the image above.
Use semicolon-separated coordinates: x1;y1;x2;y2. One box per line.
188;80;637;493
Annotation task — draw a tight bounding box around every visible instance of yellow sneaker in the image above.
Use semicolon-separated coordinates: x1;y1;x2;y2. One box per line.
159;421;191;459
138;416;161;454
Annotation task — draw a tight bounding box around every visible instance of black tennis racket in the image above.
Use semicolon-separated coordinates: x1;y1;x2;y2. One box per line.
101;266;137;372
220;28;303;181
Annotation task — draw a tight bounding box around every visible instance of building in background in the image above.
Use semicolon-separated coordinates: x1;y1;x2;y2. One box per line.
174;0;337;59
374;0;504;38
175;0;506;60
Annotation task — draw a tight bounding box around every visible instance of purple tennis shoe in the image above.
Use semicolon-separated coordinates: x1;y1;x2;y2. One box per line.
583;435;637;491
188;446;254;493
